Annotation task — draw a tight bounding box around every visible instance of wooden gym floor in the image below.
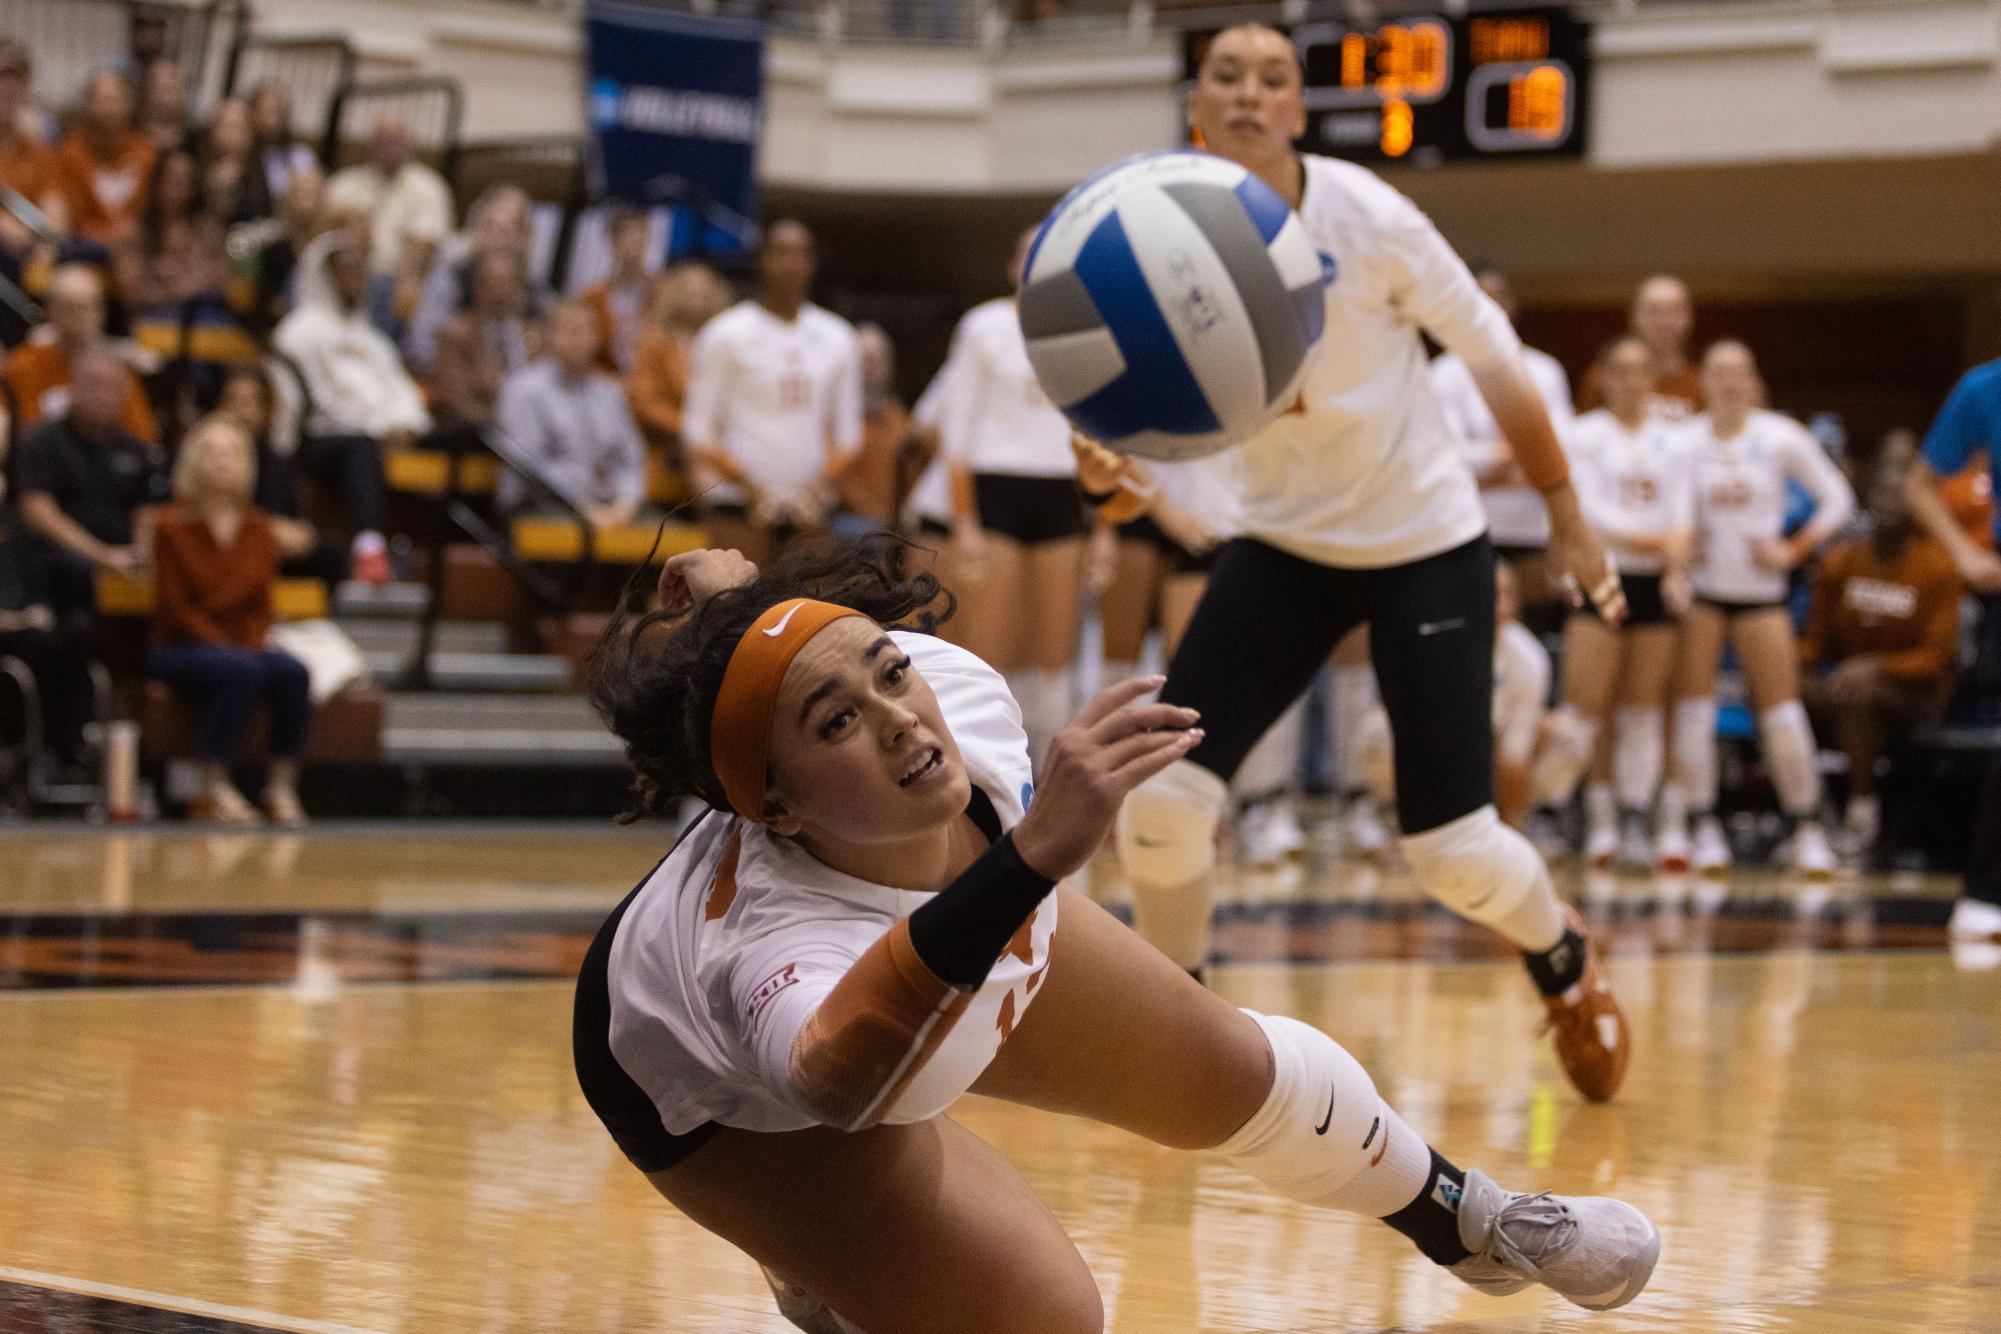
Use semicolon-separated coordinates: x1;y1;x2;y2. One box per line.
0;822;1994;1333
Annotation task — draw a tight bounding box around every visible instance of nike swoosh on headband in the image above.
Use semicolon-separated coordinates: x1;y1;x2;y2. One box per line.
763;603;805;638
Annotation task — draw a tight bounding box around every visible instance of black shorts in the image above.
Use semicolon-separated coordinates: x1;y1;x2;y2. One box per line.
973;473;1087;545
1696;594;1787;619
915;515;953;541
1492;542;1545;565
1582;571;1675;628
1119;514;1218;575
574;854;722;1174
1162;535;1498;834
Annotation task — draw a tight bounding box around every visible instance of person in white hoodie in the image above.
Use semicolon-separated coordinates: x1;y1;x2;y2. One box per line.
273;229;431;583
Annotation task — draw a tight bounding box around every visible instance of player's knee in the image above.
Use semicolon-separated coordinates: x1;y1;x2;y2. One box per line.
1399;805;1542;928
1116;759;1227;890
1531;707;1594;805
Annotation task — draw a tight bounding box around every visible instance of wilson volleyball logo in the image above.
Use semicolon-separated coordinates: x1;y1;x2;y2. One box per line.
1019;152;1329;462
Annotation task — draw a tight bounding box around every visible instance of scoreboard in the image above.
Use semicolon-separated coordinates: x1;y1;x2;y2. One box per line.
1182;9;1591;166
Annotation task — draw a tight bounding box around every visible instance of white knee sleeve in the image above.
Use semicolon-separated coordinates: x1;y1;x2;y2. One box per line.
1011;669;1072;770
1234;697;1307;801
1116;759;1228;970
1100;660;1141;692
1330;664;1378;795
1612;706;1666;812
1217;1011;1432;1217
1531;707;1596;807
1355;708;1395;806
1400;805;1565;952
1759;699;1822;815
1672;697;1719;812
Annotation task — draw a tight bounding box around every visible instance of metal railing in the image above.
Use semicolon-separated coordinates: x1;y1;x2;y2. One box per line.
0;0;244;110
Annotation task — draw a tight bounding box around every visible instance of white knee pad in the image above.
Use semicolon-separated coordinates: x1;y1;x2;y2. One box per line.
1011;668;1072;769
1671;697;1719;812
1234;696;1307;801
1216;1011;1430;1217
1759;699;1822;815
1330;664;1378;795
1612;705;1666;812
1399;805;1564;952
1530;707;1595;806
1354;708;1395;806
1117;759;1228;970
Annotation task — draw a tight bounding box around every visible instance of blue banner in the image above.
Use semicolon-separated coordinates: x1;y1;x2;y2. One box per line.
583;1;764;257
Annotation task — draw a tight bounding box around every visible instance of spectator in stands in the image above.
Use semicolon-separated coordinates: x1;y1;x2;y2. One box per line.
273;231;425;585
405;184;541;375
493;300;647;527
1580;275;1701;417
7;263;158;441
325;118;453;337
1907;358;2001;942
581;204;653;374
1801;462;1962;858
13;347;169;617
123;5;175;82
248;81;317;204
682;219;861;561
198;98;273;227
832;322;920;537
0;484;98;772
136;58;190;155
430;248;538;444
52;71;155;249
625;260;728;468
116;146;222;316
215;364;350;587
0;41;60;260
147;413;313;826
242;165;326;330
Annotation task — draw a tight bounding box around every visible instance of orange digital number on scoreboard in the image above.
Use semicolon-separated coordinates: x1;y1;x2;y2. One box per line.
1507;64;1568;140
1469;17;1550;65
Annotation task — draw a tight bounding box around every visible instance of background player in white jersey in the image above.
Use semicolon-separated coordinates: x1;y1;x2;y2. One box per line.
938;227;1090;763
1431;263;1577;621
1665;341;1855;877
1356;562;1591;834
1092;25;1632;1102
575;542;1660;1334
1560;336;1698;873
682;220;863;564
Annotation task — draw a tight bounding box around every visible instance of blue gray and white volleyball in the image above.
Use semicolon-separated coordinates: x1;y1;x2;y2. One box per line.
1019;151;1328;462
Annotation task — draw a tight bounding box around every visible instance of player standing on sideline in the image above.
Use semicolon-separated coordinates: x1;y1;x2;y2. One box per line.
1904;357;2001;940
1578;275;1704;418
1662;341;1853;878
682;220;863;565
1559;336;1697;873
576;543;1661;1334
1082;25;1632;1102
938;226;1090;765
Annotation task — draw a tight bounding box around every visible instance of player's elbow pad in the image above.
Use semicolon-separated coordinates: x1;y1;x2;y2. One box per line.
787;920;973;1132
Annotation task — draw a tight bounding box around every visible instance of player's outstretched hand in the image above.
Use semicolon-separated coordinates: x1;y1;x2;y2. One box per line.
657;548;758;618
1012;677;1201;882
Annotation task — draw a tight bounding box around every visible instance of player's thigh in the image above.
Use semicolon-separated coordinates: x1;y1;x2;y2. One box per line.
1615;623;1680;707
1560;613;1623;717
1361;538;1498;833
960;534;1030;671
1097;538;1162;663
1162;539;1359;784
973;889;1270;1152
1331;624;1370;666
650;1118;1102;1334
1731;608;1802;709
1672;604;1728;698
1157;571;1208;659
1024;536;1088;671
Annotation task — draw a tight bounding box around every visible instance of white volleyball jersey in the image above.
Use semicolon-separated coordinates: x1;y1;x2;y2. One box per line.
1429;346;1575;548
683;300;864;506
1148;450;1244;548
1229;154;1515;569
902;354;963;526
1568;408;1698;574
938;298;1076;479
603;632;1054;1136
1493;620;1552;768
1687;409;1856;603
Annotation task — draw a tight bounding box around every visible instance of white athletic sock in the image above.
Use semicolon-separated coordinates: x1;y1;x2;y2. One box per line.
1399;805;1566;953
1759;699;1822;816
1217;1011;1433;1217
1531;708;1595;807
1234;697;1306;801
1657;781;1688;837
1671;697;1719;813
1585;780;1616;830
1101;660;1141;692
1330;665;1378;796
1612;706;1665;813
1011;668;1072;771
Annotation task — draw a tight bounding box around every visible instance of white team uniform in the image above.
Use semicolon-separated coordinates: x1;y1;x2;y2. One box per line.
938;298;1075;479
683;300;864;510
1568;408;1698;575
1685;409;1856;605
1146;450;1244;550
1232;154;1523;569
603;633;1055;1136
1430;348;1575;549
902;355;962;531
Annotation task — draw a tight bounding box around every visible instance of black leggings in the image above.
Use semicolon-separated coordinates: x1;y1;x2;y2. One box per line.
1161;535;1497;834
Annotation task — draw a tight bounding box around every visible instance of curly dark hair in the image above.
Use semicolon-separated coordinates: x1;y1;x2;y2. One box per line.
588;535;953;823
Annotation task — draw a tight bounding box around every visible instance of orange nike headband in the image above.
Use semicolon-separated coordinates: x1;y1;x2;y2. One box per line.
710;598;867;821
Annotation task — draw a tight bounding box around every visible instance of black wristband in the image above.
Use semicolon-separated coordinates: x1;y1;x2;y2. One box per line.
904;831;1056;990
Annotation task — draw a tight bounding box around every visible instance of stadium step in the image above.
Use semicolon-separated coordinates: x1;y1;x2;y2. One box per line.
362;651;573;692
380;692;621;767
339;619;511;658
333;581;432;620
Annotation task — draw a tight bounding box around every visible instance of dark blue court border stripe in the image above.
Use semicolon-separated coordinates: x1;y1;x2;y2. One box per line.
0;1279;291;1332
